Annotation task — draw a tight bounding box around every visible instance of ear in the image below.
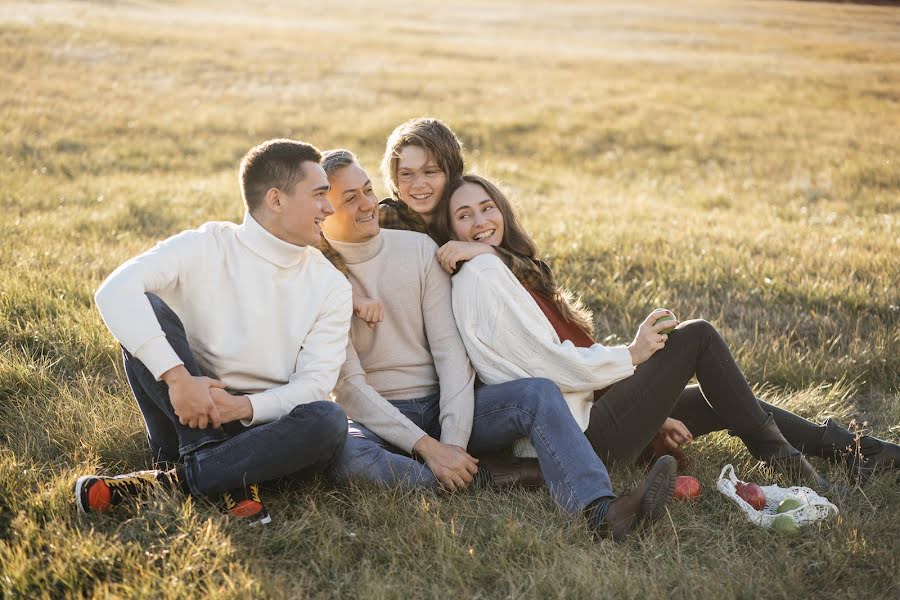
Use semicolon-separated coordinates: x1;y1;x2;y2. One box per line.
264;187;281;213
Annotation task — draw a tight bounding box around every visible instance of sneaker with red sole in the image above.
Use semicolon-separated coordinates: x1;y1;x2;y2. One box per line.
74;470;176;514
218;483;272;525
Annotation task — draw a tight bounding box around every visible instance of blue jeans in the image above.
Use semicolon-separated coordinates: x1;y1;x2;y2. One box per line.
329;378;614;516
123;293;349;497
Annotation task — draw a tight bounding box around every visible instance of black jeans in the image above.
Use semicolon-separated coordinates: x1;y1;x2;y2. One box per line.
123;293;349;496
585;319;827;463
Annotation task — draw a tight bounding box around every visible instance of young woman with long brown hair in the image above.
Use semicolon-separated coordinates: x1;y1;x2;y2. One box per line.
434;174;899;488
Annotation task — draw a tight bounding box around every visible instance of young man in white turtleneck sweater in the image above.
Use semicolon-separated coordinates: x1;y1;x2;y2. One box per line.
74;139;353;524
319;149;677;542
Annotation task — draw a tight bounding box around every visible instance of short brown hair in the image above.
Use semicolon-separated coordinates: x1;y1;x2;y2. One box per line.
239;139;322;212
380;118;464;198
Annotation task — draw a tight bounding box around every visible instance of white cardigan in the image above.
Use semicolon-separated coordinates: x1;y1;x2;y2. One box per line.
451;254;635;454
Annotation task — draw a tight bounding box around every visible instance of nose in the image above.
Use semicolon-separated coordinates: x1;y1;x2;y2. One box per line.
361;193;377;211
322;197;335;216
409;172;427;188
472;211;488;226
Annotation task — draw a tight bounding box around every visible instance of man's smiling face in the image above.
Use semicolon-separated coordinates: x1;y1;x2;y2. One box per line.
322;162;381;243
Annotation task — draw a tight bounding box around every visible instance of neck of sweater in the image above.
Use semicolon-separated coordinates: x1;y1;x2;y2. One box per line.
235;212;308;269
325;233;385;265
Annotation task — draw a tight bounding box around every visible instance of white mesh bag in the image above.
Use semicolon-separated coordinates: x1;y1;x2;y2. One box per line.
716;464;838;528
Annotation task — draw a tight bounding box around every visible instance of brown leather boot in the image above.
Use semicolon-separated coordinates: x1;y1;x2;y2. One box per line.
477;454;544;490
590;455;677;542
739;413;839;492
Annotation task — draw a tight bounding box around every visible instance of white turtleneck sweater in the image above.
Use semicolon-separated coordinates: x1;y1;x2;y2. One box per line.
326;229;475;453
94;212;352;426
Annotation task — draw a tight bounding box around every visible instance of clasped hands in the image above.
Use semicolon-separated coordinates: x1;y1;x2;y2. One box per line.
161;365;252;429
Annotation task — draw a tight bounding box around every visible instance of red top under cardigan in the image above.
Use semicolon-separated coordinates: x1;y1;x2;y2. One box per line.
524;287;610;400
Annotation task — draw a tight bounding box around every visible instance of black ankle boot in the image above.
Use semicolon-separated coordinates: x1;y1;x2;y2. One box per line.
821;420;900;485
815;419;859;461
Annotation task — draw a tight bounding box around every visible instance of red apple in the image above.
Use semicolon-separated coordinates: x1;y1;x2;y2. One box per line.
735;481;766;510
673;476;701;501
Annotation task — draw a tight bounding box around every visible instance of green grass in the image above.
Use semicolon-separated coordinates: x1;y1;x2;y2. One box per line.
1;0;899;597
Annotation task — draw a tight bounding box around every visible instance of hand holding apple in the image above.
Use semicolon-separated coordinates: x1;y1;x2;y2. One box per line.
653;307;677;335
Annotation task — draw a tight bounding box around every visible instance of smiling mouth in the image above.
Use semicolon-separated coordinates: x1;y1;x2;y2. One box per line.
409;192;432;201
356;214;375;224
314;217;325;227
473;229;495;241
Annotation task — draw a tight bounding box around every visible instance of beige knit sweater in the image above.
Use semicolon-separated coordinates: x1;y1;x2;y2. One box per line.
327;229;476;453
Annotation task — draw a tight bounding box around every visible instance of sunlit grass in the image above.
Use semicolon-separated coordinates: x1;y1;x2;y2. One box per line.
1;0;898;598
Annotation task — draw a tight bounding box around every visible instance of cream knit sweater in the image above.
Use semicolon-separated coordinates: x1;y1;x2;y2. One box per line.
327;229;476;453
451;254;635;433
95;212;352;426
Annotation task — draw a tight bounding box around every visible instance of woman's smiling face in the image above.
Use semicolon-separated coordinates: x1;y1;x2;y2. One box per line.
395;145;447;218
449;181;505;247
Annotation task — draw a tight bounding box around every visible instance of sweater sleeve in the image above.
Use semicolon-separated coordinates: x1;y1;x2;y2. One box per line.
94;230;204;380
333;340;428;453
245;277;353;425
462;256;634;392
421;242;476;448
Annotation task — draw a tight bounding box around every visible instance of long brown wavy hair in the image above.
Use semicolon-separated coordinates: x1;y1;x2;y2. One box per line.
433;174;594;335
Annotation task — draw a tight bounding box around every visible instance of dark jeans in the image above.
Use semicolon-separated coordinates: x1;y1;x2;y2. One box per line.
586;319;828;462
123;293;348;497
329;378;614;516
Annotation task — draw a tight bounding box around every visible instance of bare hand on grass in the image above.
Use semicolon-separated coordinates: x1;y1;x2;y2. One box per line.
414;435;479;492
659;417;693;450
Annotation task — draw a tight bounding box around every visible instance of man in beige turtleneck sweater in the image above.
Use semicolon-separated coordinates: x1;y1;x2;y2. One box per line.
321;149;678;541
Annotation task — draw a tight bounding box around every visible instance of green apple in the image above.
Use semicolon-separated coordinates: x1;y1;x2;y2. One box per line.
772;513;800;535
776;498;802;514
654;308;677;335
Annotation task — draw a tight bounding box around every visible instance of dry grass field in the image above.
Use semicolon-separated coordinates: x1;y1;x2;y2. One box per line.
1;0;899;598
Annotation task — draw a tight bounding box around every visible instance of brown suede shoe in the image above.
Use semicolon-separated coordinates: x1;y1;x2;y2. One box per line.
592;455;677;542
477;454;545;490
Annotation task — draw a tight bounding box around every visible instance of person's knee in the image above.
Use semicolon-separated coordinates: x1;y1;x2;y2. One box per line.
292;401;348;445
522;377;566;408
673;318;717;344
